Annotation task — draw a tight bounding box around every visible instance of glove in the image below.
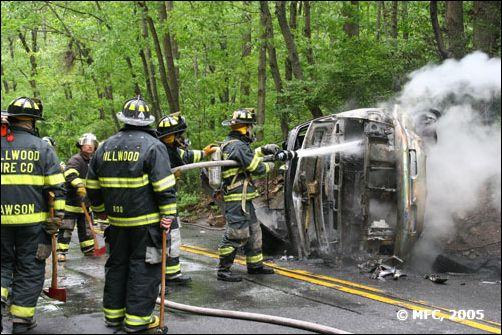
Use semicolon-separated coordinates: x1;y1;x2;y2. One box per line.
203;144;218;157
174;170;182;180
274;150;297;162
76;184;87;199
43;212;64;235
261;144;280;156
160;215;175;230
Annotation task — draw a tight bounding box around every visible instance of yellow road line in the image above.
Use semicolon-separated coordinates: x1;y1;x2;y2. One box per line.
181;244;501;334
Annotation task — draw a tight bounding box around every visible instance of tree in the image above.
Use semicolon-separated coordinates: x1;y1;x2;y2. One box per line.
473;1;501;56
446;1;465;59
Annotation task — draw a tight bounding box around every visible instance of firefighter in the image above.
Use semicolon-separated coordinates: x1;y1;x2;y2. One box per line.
86;96;177;333
1;97;65;333
56;133;98;262
217;108;280;282
156;113;217;286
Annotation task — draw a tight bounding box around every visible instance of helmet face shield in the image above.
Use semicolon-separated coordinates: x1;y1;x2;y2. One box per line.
77;133;98;150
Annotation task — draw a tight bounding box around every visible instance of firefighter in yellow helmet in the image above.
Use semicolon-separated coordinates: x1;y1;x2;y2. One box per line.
216;108;279;282
56;133;99;262
86;96;176;332
156;113;217;286
1;97;65;333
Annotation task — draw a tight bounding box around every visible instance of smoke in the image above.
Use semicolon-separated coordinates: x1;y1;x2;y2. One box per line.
397;52;501;267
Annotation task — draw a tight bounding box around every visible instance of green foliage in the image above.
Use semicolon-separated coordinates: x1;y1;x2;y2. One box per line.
1;0;499;165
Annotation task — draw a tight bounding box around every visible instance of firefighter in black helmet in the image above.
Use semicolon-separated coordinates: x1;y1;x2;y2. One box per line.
156;113;217;286
56;133;99;262
86;96;176;333
1;97;65;333
216;108;280;282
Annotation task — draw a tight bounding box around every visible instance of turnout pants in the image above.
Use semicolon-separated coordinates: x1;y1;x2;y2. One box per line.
57;213;94;254
218;200;263;271
1;224;51;321
165;218;182;278
102;224;162;328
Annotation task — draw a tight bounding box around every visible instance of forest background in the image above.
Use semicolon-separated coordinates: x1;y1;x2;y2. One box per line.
1;1;500;210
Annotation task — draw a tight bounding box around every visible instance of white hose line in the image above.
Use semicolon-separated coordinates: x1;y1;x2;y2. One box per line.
171;155;275;173
157;299;351;334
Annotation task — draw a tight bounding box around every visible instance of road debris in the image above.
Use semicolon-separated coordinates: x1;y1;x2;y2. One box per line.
424;274;448;284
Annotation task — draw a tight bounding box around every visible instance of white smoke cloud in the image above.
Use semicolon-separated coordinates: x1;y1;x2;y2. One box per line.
397;51;501;263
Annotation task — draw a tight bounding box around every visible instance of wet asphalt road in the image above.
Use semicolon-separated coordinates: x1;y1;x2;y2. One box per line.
1;222;500;334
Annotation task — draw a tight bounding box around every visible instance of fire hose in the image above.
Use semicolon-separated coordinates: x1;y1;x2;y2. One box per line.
156;298;351;334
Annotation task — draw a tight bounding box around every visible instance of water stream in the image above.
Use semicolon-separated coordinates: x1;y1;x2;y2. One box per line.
295;140;363;158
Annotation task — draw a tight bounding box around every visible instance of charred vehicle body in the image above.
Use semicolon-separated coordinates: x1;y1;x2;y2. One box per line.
257;106;428;262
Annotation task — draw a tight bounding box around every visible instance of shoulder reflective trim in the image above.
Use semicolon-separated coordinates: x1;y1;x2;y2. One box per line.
218;246;235;256
1;174;44;185
159;203;177;215
179;149;185;159
45;173;65;186
85;179;101;189
222;168;239;179
151;174;176;192
70;177;84;187
255;147;264;157
246;253;263;264
193;150;202;163
264;162;271;174
165;264;181;275
246;153;262;172
92;203;105;212
64;168;79;178
99;174;149;188
54;199;65;211
10;304;35;318
2;212;48;224
1;287;8;300
65;204;84;213
108;213;160;227
80;239;95;248
104;308;126;318
223;191;259;202
125;313;154;326
57;243;70;251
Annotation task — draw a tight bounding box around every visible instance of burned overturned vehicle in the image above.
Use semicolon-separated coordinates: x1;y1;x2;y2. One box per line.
257;106;428;262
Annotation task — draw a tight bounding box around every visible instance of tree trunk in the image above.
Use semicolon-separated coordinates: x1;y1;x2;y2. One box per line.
240;0;252;103
430;1;449;60
343;1;360;38
472;1;501;57
391;1;398;41
303;1;315;66
166;1;180;78
401;1;409;40
18;30;40;98
275;1;303;80
257;42;267;142
158;1;180;111
260;1;288;138
446;1;465;59
138;1;176;113
284;1;297;81
376;1;382;41
140;13;161;119
125;56;141;95
1;65;10;94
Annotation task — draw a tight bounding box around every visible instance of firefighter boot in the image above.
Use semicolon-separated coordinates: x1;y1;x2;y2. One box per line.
247;267;275;275
12;317;37;334
217;270;242;282
166;273;192;286
124;315;159;333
